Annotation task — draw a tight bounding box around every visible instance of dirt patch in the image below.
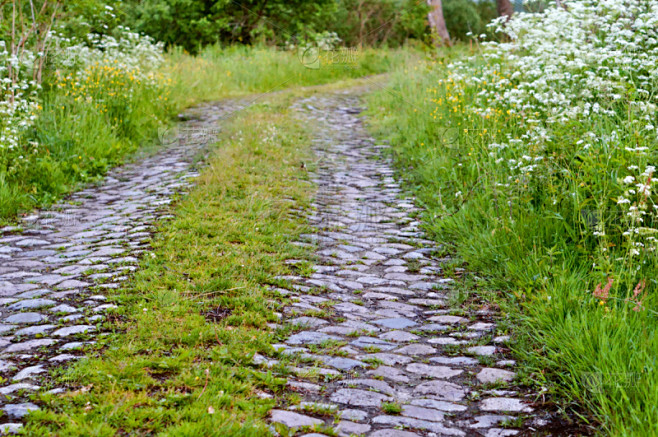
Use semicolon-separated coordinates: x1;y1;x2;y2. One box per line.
204;306;232;323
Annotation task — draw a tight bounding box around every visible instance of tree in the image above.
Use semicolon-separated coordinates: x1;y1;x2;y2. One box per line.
332;0;429;47
427;0;450;46
496;0;513;20
120;0;337;53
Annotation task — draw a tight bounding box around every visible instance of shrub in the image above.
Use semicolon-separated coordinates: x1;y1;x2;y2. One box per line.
0;24;168;218
445;0;658;279
442;0;484;40
331;0;430;47
121;0;336;53
120;0;430;51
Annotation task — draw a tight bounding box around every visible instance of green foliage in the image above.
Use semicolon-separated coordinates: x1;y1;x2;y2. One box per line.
120;0;430;52
443;0;482;40
331;0;430;47
0;74;167;219
122;0;335;53
54;0;125;39
443;0;497;40
0;22;170;220
2;0;495;60
0;0;123;42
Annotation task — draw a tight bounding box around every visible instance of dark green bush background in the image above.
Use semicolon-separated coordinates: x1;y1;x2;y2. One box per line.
118;0;498;52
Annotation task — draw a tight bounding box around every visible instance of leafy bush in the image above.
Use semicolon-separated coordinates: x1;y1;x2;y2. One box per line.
442;0;484;40
330;0;430;47
121;0;336;53
120;0;430;52
120;0;500;50
53;0;125;40
447;0;658;276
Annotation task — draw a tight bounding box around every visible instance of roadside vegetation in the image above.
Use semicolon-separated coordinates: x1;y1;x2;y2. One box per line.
368;1;658;435
1;27;169;220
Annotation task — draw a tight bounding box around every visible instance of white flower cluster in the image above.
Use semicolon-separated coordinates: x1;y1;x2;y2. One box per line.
444;0;658;260
52;26;164;77
0;41;40;151
481;1;658;124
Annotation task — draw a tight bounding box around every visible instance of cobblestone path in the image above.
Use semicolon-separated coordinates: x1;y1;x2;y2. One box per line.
0;100;244;434
266;92;546;437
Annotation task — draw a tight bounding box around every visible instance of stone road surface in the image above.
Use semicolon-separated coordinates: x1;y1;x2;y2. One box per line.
0;85;563;435
264;91;552;436
0;100;243;434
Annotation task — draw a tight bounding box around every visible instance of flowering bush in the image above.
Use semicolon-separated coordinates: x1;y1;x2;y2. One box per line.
435;0;658;287
53;27;164;73
367;1;658;432
0;24;168;217
51;28;169;135
0;41;40;160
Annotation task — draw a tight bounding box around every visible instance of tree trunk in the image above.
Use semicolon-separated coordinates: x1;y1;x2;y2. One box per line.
496;0;514;21
427;0;450;47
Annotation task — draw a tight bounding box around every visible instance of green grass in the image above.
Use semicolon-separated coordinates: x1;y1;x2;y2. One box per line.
0;68;169;220
381;402;402;415
21;91;317;435
366;51;658;436
165;45;417;109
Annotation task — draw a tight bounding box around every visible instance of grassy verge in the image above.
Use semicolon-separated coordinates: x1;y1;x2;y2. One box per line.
367;55;658;435
22;93;315;435
165;45;417;109
2;45;415;222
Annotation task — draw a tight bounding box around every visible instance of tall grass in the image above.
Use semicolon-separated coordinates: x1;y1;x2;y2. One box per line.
0;68;169;219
